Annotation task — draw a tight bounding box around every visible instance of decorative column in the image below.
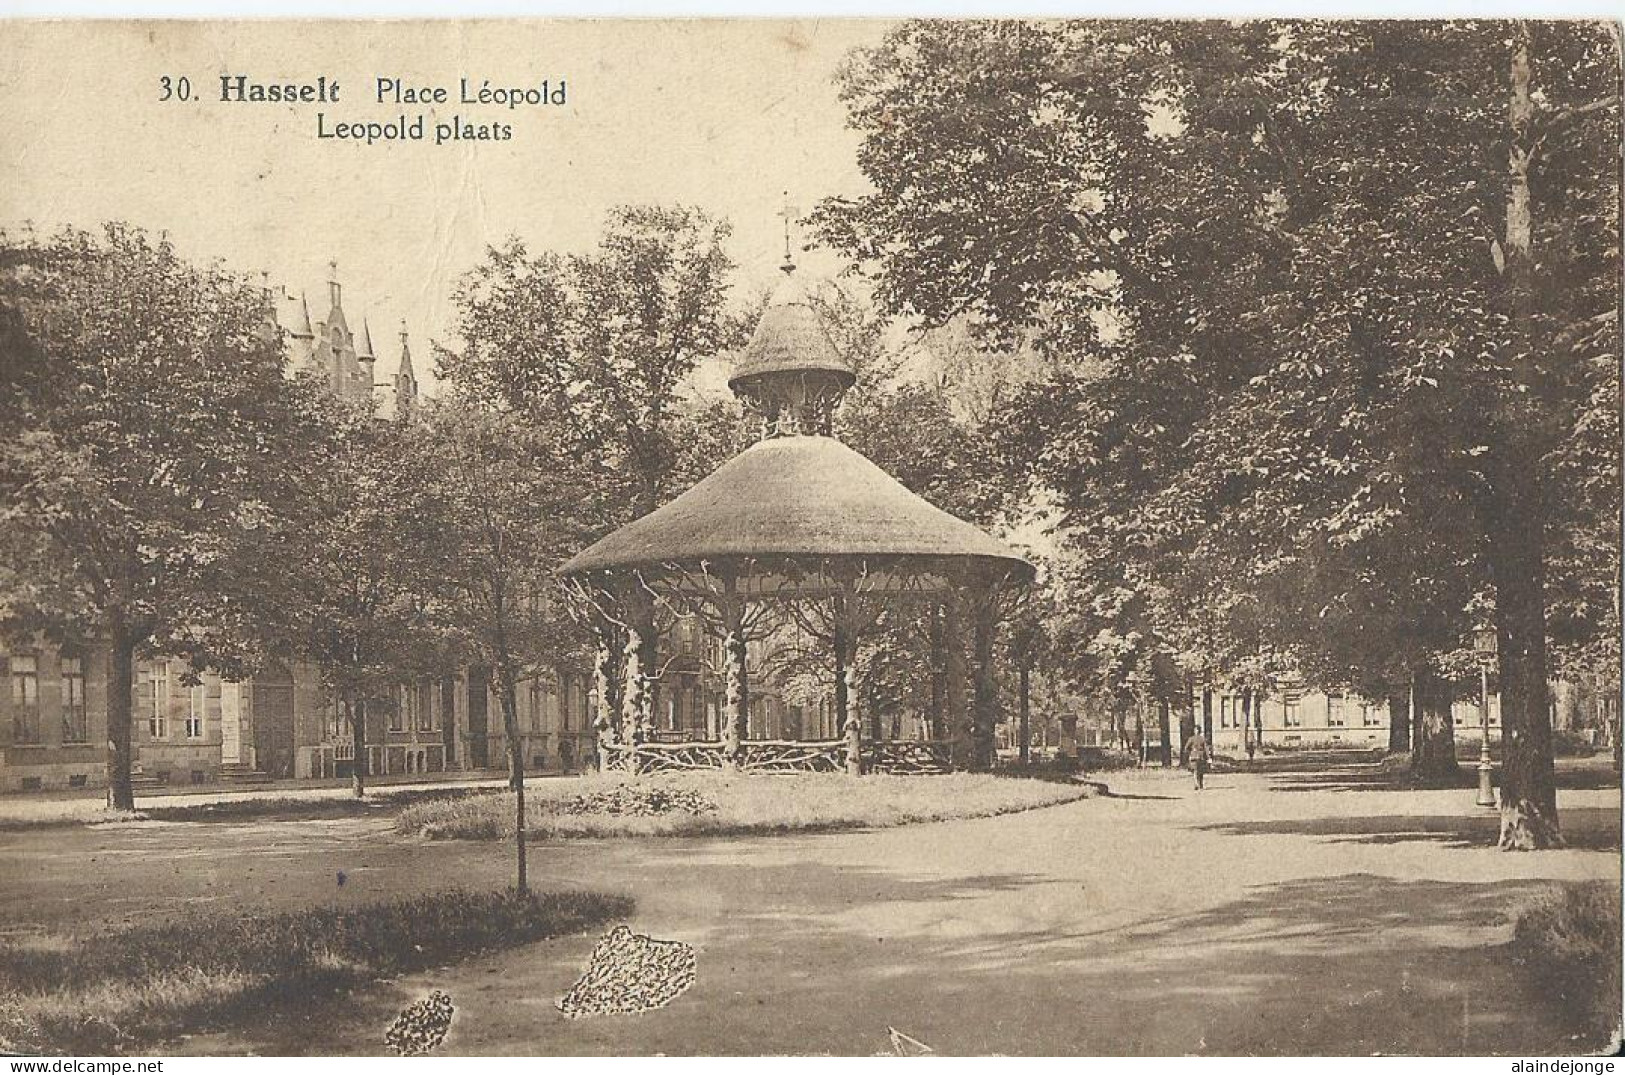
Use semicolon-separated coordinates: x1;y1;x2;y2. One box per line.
844;667;862;774
720;576;749;768
971;582;999;772
621;625;645;774
842;639;862;777
944;589;971;770
831;593;862;775
592;625;619;774
723;627;748;766
928;604;946;741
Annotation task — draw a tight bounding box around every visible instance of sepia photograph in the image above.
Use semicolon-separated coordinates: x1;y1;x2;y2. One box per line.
0;14;1620;1060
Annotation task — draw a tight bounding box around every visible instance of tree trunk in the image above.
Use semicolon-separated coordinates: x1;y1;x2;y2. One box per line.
1201;679;1214;741
1490;21;1561;851
1253;690;1265;749
1158;697;1173;767
1178;675;1196;763
498;668;527;892
1410;668;1460;782
971;596;997;771
502;675;524;793
350;697;369;798
1241;688;1255;760
1492;504;1561;848
1387;689;1412;754
1018;659;1032;766
106;622;137;812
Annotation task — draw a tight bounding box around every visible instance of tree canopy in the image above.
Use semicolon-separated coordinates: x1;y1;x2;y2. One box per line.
815;18;1621;846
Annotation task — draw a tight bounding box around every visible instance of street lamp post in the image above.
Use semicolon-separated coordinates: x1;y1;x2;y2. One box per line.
1473;626;1497;808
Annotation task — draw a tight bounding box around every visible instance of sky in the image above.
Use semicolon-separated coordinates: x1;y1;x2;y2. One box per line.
0;19;896;385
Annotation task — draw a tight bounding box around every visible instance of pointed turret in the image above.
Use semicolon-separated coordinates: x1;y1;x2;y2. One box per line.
290;293;315;340
394;322;418;414
279;291;317;370
357;317;378;396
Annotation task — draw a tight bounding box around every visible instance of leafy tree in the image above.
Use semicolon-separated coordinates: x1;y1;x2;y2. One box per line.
438;204;744;518
816;19;1620;847
0;224;317;810
437;204;747;703
414;397;600;890
254;399;447;798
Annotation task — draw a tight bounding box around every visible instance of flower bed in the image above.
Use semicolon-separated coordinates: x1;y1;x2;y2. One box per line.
395;771;1095;841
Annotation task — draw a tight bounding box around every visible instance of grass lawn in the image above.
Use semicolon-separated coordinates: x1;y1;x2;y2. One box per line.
0;888;632;1055
0;786;497;832
1511;880;1623;1044
395;771;1097;841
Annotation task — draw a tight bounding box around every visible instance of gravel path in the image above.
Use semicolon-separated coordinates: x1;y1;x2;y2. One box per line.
0;759;1616;1055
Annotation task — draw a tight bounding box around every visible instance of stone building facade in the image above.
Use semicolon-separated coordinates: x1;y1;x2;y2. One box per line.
0;265;795;794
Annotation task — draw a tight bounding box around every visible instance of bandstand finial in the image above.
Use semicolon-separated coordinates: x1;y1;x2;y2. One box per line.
777;192;798;274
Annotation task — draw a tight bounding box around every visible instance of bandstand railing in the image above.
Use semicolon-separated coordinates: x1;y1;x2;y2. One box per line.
598;739;954;776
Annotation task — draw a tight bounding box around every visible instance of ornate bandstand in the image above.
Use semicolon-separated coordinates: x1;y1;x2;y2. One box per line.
560;260;1032;776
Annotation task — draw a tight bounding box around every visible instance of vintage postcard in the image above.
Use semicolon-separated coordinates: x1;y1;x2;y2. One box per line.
0;16;1620;1061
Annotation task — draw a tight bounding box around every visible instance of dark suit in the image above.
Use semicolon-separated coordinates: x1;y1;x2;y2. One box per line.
1187;732;1212;788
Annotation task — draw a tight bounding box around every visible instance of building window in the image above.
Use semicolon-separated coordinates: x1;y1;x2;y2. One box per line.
417;682;435;732
528;680;542;732
1283;691;1303;727
390;693;405;732
1219;696;1234;728
186;684;205;739
1363;702;1383;727
441;678;458;736
148;663;169;739
61;655;88;743
1327;694;1345;727
10;655;40;744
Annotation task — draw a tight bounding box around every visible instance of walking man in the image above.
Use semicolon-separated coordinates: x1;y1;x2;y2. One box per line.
1187;726;1212;790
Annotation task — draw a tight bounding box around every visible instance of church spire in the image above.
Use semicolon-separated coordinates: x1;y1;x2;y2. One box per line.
290;292;315;339
394;321;418;414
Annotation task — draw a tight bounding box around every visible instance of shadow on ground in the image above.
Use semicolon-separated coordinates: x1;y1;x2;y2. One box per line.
1262;759;1621;796
211;862;1619;1057
1197;806;1620;852
653;872;1620;1056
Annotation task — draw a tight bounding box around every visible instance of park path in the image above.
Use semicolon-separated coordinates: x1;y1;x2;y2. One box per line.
2;762;1618;1055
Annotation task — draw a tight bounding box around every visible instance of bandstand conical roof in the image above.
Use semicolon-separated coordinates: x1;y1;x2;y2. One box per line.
561;433;1031;580
560;262;1032;595
728;271;855;395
